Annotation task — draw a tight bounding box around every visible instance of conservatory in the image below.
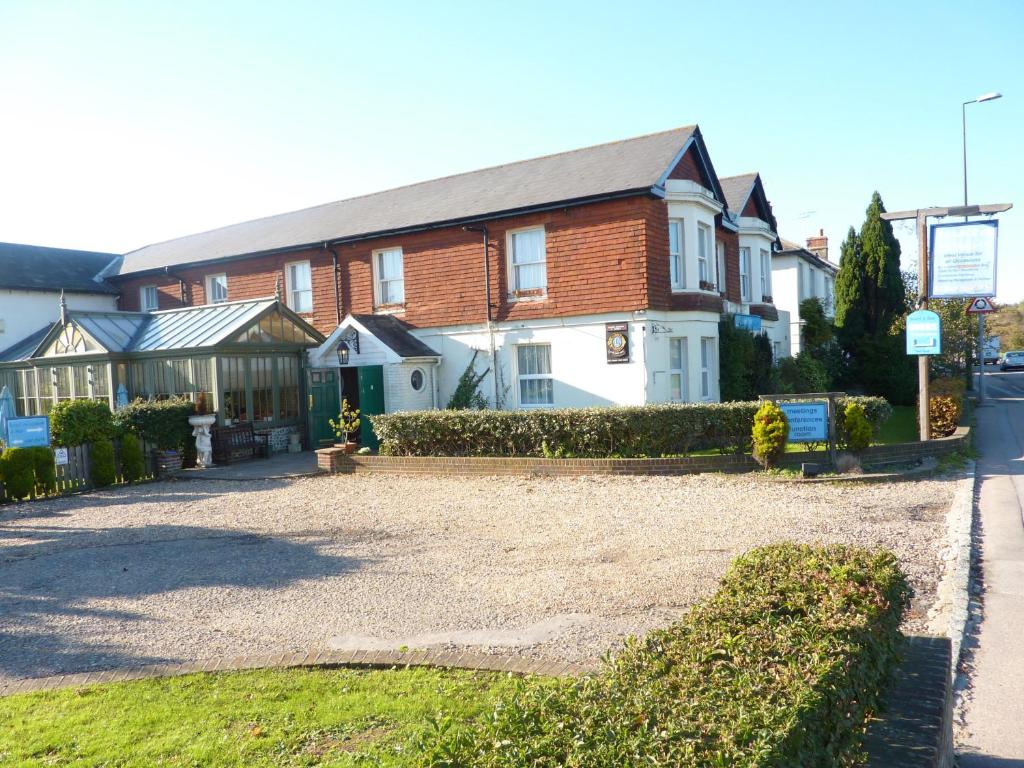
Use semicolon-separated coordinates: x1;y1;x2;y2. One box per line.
0;298;324;445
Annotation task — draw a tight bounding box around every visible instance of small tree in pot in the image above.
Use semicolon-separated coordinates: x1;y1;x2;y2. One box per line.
328;399;361;453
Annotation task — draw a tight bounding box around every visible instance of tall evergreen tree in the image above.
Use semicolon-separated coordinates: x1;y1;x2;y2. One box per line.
859;191;905;336
833;226;865;344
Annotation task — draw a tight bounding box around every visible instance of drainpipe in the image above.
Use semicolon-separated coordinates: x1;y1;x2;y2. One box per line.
323;243;342;325
164;266;187;305
462;225;499;409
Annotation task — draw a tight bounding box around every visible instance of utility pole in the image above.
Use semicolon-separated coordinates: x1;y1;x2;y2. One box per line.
881;203;1012;441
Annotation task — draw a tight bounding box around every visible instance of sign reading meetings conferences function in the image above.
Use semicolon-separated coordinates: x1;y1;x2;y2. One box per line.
778;402;828;442
929;220;998;299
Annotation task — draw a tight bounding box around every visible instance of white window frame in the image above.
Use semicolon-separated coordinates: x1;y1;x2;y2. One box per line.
668;218;686;291
700;337;715;400
205;273;228;304
716;241;726;293
697;223;711;287
516;343;554;407
507;226;547;299
373;247;406;307
773;340;782;361
140;285;158;312
669;337;688;403
739;247;751;302
759;248;771;300
284;260;313;314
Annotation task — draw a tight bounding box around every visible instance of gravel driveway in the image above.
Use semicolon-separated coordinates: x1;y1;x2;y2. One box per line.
0;471;956;686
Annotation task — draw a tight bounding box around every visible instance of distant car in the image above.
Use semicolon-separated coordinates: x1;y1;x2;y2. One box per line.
1001;351;1024;371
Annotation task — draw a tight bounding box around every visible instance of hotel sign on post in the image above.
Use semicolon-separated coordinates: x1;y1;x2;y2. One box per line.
906;310;942;356
606;323;630;364
929;221;998;299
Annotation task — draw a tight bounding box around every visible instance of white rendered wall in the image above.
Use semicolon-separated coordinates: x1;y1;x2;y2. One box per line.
0;290;116;351
383;361;436;413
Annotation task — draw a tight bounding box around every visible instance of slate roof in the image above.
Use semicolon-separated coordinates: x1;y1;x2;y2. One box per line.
0;242;119;294
0;324;56;363
353;314;439;358
111;126;703;277
777;238;838;273
719;173;759;215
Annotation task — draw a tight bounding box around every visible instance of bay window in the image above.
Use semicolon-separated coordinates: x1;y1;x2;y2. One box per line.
669;337;688;402
739;248;751;302
697;223;711;286
668;218;685;290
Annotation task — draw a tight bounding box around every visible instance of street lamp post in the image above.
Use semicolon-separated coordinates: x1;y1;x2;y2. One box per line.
963;91;1002;404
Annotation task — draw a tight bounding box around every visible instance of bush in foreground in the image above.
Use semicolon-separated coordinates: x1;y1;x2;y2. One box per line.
752;401;788;468
119;434;145;483
372;396;891;458
419;544;910;768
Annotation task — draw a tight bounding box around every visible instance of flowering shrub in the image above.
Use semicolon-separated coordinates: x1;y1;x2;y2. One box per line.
751;401;788;468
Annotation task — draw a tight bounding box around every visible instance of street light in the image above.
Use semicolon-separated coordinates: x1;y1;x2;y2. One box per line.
961;91;1002;404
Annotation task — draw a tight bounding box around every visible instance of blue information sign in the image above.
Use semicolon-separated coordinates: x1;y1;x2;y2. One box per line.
5;416;50;448
906;310;942;356
734;313;762;332
779;402;828;442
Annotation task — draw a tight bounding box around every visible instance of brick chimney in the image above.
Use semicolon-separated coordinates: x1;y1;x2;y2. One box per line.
806;229;828;262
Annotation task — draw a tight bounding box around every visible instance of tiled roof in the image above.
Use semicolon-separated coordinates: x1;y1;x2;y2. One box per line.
0;243;119;294
111;126;701;277
352;314;439;358
719;173;759;214
0;324;55;362
776;238;838;273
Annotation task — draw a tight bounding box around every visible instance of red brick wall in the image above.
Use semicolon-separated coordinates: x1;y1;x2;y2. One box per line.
717;227;742;305
113;196;655;335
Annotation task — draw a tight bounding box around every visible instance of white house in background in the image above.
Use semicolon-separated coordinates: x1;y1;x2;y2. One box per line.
0;243;120;354
772;231;838;354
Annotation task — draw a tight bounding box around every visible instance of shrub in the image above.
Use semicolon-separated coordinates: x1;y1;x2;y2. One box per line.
419;544;911;767
90;440;117;487
841;402;872;452
0;447;36;500
112;397;194;451
372;396;892;458
775;351;831;394
447;350;490;409
119;434;145;483
28;446;57;494
927;377;965;438
49;399;114;447
751;401;788;468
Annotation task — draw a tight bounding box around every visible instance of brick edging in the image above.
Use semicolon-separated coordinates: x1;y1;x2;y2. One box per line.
0;648;597;697
317;427;971;478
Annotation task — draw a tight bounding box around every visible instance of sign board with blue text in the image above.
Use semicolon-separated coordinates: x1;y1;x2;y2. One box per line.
906;309;942;356
733;313;762;333
779;402;828;442
5;416;50;448
929;220;998;298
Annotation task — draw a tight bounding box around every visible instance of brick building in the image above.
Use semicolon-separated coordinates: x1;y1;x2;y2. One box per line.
1;126;791;448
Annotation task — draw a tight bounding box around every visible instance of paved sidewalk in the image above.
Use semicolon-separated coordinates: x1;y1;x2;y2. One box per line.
958;370;1024;765
178;450;319;481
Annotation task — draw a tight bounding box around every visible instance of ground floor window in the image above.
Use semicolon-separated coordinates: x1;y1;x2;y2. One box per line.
220;355;303;425
12;363;112;415
669;337;688;402
517;343;553;406
700;337;715;399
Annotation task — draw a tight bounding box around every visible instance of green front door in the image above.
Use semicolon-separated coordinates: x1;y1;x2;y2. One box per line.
309;369;340;447
357;365;385;450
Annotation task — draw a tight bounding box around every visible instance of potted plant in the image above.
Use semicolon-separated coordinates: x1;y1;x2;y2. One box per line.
328;399;361;453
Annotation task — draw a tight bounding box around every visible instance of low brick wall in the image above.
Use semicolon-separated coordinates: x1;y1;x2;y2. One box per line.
317;426;971;477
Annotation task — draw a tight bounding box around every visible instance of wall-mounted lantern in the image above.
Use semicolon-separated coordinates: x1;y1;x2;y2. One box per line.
335;328;360;366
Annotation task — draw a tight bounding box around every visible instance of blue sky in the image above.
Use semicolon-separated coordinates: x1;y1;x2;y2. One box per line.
1;0;1021;300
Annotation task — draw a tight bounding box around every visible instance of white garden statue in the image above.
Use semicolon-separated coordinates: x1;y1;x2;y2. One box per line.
188;414;217;467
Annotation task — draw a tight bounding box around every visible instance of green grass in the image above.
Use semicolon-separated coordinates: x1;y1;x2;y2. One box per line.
874;405;918;445
0;667;521;767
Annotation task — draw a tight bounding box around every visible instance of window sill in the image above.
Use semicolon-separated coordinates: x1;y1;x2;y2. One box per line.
373;304;406;315
508;290;547;303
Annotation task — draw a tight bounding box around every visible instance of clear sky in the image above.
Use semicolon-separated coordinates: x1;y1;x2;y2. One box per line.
2;0;1021;301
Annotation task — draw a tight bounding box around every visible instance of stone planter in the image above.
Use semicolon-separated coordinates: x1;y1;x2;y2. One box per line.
334;441;358;454
155;449;183;476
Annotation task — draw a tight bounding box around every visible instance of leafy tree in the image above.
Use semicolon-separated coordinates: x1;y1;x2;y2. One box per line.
834;226;866;345
800;298;833;353
899;271;975;387
718;320;775;401
988;300;1024;350
750;333;775;397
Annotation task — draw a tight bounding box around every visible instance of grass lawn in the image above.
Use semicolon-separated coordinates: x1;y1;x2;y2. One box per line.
0;667;523;767
874;405;918;445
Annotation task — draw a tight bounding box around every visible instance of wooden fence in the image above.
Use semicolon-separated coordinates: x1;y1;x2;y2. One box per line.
0;440;159;503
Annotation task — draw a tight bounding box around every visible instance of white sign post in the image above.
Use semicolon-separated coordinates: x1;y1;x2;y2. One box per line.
929;220;998;299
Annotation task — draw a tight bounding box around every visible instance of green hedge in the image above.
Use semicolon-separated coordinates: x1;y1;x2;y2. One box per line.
372;396;891;458
112;397;194;451
419;543;910;767
49;399;115;447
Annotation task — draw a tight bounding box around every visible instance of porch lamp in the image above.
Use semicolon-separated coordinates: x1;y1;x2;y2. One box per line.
336;341;350;366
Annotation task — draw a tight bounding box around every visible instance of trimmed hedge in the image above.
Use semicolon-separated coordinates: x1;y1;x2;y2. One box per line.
419;543;910;767
0;447;36;500
49;399;114;447
112;397;194;451
372;396;892;458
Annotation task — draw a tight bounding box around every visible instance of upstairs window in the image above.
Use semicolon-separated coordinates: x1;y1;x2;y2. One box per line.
140;286;158;312
697;223;711;286
668;218;685;290
517;343;553;406
739;248;751;302
716;241;726;293
206;273;228;304
759;248;772;299
669;337;688;402
285;261;313;313
509;227;547;296
374;247;405;306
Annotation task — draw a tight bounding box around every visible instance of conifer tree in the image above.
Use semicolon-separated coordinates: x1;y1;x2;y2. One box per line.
834;226;865;344
859;191;905;336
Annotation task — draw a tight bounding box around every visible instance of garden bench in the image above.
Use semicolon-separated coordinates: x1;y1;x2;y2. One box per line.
211;423;269;465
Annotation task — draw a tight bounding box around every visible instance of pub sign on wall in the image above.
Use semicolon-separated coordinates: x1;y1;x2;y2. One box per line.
606;323;629;364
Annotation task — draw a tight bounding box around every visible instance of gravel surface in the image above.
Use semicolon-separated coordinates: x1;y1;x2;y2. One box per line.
0;472;956;685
